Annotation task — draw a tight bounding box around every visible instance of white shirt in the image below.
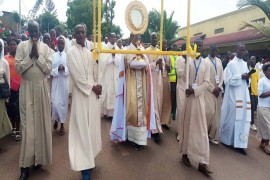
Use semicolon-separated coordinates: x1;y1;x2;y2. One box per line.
258;77;270;108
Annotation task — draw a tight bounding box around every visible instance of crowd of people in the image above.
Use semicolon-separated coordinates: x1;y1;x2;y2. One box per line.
0;19;270;180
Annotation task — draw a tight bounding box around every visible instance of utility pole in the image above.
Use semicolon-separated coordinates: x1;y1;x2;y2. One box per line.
19;0;22;34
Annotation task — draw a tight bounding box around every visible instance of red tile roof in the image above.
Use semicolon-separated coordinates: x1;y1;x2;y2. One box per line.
176;29;266;47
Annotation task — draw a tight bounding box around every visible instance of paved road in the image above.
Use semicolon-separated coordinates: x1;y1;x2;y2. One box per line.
1;111;270;180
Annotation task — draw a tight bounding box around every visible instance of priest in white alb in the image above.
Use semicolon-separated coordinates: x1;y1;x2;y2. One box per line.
99;32;121;118
220;43;251;155
67;24;102;180
146;32;166;143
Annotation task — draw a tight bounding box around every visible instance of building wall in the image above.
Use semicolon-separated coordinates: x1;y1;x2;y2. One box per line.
178;6;270;38
0;11;18;33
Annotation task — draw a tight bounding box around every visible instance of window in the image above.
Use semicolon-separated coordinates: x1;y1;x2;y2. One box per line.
215;28;224;34
251;18;265;24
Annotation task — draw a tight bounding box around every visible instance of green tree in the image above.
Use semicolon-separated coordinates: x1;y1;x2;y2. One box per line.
36;11;60;33
141;9;181;47
237;0;270;19
66;0;122;37
102;0;122;37
13;11;20;24
140;9;160;43
66;0;96;35
238;0;270;39
13;11;27;28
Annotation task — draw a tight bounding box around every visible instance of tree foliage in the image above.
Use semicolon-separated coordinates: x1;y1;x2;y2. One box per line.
238;0;270;39
240;21;270;39
66;0;96;35
12;11;20;24
36;11;60;33
12;11;27;27
237;0;270;20
102;0;122;37
140;9;181;47
66;0;122;38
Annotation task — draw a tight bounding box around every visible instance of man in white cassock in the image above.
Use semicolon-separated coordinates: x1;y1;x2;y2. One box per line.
220;43;251;155
175;44;187;141
99;32;121;118
145;32;164;143
51;36;69;136
15;20;52;180
67;24;102;180
179;39;212;177
204;45;224;145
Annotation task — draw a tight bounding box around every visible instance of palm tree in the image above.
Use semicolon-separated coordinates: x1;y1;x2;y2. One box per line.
239;21;270;38
163;11;181;46
141;9;183;47
237;0;270;20
237;0;270;39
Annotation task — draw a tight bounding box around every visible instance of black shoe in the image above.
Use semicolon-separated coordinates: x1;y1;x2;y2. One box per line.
33;164;42;169
198;163;213;177
19;167;29;180
236;148;247;155
133;143;142;151
153;133;161;144
182;154;191;167
53;121;58;130
162;124;170;130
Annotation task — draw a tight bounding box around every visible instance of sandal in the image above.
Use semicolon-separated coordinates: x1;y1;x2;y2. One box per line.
10;128;16;137
15;131;21;141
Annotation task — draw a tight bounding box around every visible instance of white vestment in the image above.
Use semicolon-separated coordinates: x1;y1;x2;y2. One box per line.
64;37;71;52
110;43;156;145
51;51;69;123
99;42;121;117
67;43;101;171
220;56;251;148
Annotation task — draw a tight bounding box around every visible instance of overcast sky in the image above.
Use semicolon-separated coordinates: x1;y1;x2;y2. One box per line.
1;0;240;37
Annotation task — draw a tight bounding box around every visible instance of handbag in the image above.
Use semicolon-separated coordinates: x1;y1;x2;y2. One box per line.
0;73;11;98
